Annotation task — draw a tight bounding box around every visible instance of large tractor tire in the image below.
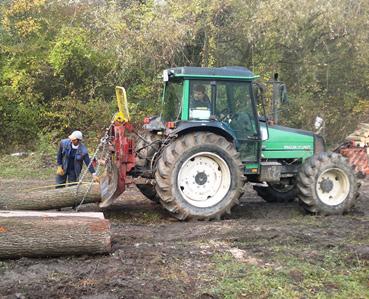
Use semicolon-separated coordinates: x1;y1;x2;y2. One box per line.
297;152;359;215
135;132;161;203
253;182;297;203
154;132;245;220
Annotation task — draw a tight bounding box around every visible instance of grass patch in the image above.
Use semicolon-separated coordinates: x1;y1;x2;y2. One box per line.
208;246;369;299
140;211;163;223
0;153;55;179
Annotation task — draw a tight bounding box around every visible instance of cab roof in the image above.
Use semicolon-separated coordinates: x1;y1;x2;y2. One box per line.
165;66;259;80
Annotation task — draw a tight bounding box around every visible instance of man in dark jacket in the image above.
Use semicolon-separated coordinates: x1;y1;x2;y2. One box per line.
56;130;97;188
190;84;211;109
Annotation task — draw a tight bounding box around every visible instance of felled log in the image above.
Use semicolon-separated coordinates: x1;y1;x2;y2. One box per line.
0;211;111;259
0;183;101;210
345;136;369;147
350;128;369;137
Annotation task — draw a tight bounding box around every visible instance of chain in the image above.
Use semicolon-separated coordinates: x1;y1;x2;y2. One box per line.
74;116;115;211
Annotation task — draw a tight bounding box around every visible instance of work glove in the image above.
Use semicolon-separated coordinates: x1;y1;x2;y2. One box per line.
92;173;100;183
56;165;64;176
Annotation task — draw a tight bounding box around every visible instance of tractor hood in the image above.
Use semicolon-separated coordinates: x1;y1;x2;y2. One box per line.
261;123;315;160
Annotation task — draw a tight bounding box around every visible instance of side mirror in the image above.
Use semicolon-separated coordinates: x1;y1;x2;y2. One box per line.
252;82;266;105
279;84;288;104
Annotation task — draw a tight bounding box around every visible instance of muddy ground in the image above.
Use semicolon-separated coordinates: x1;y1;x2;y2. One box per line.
0;178;368;298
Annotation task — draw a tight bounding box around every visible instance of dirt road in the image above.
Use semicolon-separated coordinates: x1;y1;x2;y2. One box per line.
0;179;368;298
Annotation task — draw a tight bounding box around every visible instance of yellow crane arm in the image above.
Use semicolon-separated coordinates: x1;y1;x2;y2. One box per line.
114;86;130;122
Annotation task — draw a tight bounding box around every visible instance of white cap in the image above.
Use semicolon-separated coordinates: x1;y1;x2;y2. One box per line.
69;130;83;141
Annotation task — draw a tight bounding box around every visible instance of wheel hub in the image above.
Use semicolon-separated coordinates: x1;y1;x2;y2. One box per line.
177;152;231;208
319;178;334;193
195;171;208;185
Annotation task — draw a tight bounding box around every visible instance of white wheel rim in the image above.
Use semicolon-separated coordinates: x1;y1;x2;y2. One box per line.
177;152;231;208
316;168;350;206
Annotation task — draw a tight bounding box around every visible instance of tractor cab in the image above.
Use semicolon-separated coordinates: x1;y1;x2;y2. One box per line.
160;66;262;163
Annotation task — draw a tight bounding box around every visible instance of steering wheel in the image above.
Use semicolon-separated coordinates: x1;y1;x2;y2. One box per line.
218;108;232;121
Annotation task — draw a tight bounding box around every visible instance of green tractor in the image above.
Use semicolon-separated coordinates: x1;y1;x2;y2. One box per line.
132;66;359;220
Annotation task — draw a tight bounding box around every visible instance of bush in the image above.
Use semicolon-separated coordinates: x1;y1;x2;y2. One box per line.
0;91;40;153
39;96;115;146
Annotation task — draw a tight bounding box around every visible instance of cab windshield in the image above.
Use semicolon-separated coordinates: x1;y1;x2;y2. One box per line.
161;80;183;121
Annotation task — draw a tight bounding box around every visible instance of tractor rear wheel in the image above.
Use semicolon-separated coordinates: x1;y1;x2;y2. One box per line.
155;132;245;220
297;152;359;215
253;182;297;203
135;132;161;203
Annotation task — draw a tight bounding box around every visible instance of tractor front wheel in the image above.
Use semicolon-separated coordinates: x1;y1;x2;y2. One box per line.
297;152;359;215
155;132;245;220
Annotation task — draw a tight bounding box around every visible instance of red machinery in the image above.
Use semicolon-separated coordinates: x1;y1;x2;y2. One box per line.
99;87;137;207
335;124;369;178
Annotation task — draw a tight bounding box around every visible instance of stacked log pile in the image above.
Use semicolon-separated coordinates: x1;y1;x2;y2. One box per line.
345;123;369;148
338;123;369;177
0;184;112;259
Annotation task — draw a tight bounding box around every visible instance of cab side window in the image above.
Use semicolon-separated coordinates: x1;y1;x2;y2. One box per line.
189;81;212;120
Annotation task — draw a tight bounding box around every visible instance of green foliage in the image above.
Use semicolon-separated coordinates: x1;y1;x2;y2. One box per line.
49;28;93;83
127;77;162;123
40;97;115;145
36;131;58;155
0;0;368;151
0;90;39;152
48;27;111;98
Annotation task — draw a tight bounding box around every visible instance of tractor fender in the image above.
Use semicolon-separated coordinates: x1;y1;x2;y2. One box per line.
169;121;238;146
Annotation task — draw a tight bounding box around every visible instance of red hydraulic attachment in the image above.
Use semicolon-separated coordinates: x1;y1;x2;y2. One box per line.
99;121;136;208
100;86;157;207
112;121;136;193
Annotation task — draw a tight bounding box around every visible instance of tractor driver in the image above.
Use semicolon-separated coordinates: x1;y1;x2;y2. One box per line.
56;130;98;188
190;84;211;110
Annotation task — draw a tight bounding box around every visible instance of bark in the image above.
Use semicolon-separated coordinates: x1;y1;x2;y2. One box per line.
0;211;111;259
0;183;101;210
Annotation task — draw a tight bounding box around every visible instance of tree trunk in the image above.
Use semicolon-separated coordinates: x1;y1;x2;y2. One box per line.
0;211;111;259
0;183;101;210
